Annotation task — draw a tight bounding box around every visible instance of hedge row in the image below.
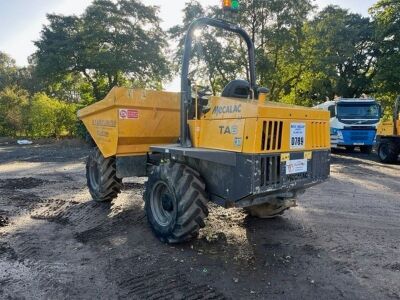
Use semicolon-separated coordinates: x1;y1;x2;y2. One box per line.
0;87;79;138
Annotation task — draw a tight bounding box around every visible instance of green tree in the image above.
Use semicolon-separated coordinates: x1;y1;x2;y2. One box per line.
33;0;170;100
0;86;29;136
234;0;314;101
0;53;43;96
45;73;91;103
170;0;313;100
169;1;244;95
0;52;18;90
370;0;400;111
27;93;78;138
287;6;377;105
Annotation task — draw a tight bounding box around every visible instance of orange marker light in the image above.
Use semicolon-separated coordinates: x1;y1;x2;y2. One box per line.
222;0;232;9
222;0;239;12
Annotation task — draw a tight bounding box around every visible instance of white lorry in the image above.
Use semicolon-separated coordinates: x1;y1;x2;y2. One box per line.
315;98;381;153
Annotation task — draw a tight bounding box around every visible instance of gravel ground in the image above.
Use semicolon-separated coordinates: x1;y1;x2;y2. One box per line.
0;140;399;299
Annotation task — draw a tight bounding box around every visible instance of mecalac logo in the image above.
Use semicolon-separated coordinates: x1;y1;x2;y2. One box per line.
212;104;242;115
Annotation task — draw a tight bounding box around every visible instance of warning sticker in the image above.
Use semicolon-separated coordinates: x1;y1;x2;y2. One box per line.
286;159;308;175
119;109;139;119
290;123;306;149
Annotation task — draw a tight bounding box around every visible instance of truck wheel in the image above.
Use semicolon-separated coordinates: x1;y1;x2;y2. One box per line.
378;141;399;163
345;146;355;152
360;146;373;154
144;162;208;243
86;148;122;202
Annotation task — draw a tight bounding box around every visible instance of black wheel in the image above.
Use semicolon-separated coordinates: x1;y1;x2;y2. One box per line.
360;145;373;154
144;162;208;243
345;146;355;152
86;148;122;202
378;141;399;163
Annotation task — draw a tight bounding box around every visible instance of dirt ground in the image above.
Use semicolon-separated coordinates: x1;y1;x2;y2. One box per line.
0;140;399;299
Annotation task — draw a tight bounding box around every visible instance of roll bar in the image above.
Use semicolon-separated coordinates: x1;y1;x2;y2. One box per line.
180;17;257;147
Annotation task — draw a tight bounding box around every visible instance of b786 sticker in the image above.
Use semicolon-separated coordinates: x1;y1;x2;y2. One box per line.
290;123;306;149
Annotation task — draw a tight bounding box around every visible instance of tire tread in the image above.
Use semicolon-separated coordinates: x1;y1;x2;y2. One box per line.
144;162;209;243
378;140;399;163
86;148;122;202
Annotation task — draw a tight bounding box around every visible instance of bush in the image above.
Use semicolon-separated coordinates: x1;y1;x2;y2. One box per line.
0;87;79;138
0;86;29;136
27;93;78;138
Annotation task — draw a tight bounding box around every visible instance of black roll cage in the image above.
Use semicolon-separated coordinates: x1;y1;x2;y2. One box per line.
180;17;257;147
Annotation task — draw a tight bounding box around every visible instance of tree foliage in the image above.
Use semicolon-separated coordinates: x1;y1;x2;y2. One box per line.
1;0;400;139
169;0;313;99
370;0;400;100
27;93;78;138
0;86;77;138
0;86;29;136
0;53;19;91
235;0;314;101
170;1;395;107
169;1;243;95
289;6;377;105
34;0;170;100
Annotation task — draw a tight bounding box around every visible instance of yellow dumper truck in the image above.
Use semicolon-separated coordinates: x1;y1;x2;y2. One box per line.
78;17;331;243
376;96;400;163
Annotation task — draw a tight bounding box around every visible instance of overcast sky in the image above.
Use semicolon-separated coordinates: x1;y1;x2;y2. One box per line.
0;0;377;70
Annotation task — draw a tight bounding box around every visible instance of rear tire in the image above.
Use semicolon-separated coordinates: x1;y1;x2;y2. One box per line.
360;145;373;154
144;162;208;243
378;141;399;163
86;148;122;202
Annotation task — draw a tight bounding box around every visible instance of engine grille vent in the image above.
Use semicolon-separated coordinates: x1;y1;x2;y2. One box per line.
311;122;328;148
260;155;281;187
261;121;283;151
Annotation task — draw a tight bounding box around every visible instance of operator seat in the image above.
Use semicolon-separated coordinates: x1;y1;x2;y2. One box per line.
221;79;250;99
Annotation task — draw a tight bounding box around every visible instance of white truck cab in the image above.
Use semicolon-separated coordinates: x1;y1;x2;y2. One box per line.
315;98;381;153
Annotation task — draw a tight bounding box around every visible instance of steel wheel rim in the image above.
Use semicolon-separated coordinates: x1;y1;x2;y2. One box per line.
150;181;176;227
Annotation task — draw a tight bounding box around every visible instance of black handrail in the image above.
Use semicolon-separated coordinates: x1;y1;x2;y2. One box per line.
180;17;257;147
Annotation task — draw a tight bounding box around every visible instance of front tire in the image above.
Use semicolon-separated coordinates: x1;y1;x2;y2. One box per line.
86;148;122;202
378;141;399;163
144;162;208;243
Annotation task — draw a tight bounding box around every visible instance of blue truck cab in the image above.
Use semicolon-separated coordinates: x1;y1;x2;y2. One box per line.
315;98;381;153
